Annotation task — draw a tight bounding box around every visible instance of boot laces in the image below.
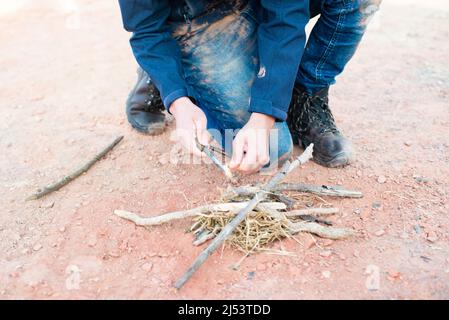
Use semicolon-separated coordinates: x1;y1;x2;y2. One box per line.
143;83;164;113
143;97;163;112
304;96;338;133
296;92;338;135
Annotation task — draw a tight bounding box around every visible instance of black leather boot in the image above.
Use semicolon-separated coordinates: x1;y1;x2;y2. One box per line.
287;86;354;167
126;68;166;135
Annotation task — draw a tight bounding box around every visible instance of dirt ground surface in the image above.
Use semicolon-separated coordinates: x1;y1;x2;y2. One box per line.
1;0;448;299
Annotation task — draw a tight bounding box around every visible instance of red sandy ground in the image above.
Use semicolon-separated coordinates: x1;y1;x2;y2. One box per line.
0;0;448;299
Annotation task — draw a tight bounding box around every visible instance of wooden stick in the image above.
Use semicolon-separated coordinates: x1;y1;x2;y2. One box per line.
284;207;339;217
227;183;363;199
26;136;124;201
288;221;355;239
193;226;220;246
173;144;314;289
114;202;286;226
276;183;363;198
298;215;333;226
272;192;296;209
195;137;235;182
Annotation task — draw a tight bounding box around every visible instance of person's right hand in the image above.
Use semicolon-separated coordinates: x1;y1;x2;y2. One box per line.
169;97;210;157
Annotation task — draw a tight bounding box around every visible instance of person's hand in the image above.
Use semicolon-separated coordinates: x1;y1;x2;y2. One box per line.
229;112;275;174
170;97;210;157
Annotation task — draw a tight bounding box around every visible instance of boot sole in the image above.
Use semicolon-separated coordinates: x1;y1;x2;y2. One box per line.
299;136;354;168
313;150;353;168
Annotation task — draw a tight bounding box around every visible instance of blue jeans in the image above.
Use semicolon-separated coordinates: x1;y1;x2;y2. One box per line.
170;0;380;166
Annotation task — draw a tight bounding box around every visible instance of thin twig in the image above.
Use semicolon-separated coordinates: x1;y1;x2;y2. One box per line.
288;221;355;239
227;183;363;199
284;207;339;217
26;135;124;201
276;183;363;198
173;144;314;290
192;226;220;246
272;192;296;209
114;202;286;226
195;137;234;181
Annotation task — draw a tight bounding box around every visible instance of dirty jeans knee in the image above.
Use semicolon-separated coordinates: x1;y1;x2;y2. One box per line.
170;2;294;170
171;3;258;123
174;6;293;168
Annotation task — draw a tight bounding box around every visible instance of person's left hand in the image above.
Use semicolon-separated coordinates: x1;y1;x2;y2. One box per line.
229;112;275;174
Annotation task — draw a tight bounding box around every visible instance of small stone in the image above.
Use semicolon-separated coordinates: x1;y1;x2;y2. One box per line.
426;232;438;243
43;201;55;209
319;250;332;257
87;236;97;247
105;240;120;257
356;170;363;177
372;202;382;209
45;290;54;297
321;271;331;279
413;225;422;234
31;95;45;101
387;270;402;281
413;175;429;184
157;154;169;166
33;244;43;251
247;271;255;280
338;253;346;261
374;229;385;237
377;175;387;184
140;262;153;272
404;141;412;147
353;250;360;257
59;226;66;233
353;208;361;214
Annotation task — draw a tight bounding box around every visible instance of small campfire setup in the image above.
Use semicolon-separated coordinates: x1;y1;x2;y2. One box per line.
26;137;363;290
113;144;363;289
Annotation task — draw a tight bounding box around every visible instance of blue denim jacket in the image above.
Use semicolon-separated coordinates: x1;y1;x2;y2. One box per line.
118;0;310;121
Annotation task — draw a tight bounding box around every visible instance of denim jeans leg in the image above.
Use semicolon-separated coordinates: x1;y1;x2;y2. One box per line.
172;5;293;166
297;0;382;93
